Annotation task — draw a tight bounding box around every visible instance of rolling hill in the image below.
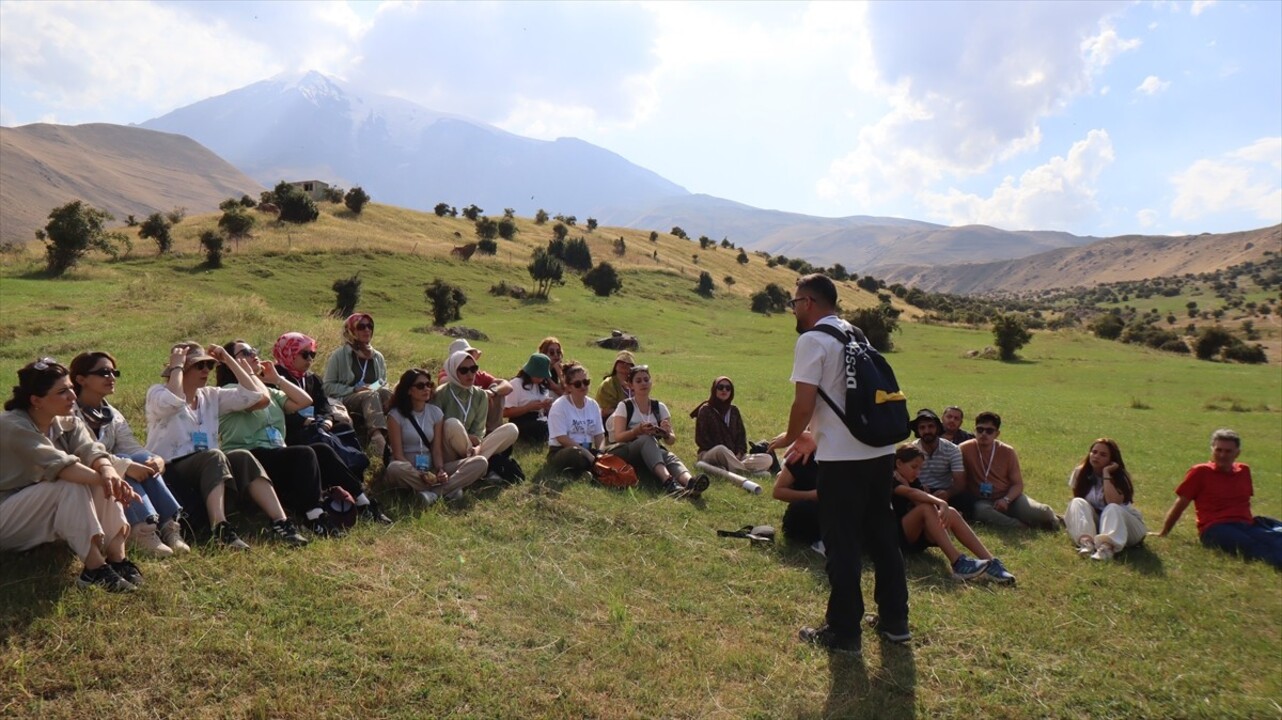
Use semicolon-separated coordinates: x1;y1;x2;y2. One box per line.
0;123;262;245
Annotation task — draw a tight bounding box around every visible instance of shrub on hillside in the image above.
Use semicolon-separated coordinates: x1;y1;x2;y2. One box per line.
497;217;518;240
614;237;626;256
583;262;623;297
240;194;257;208
344;186;370;214
425;279;467;326
139;212;174;255
649;231;658;243
552;223;569;241
750;283;789;314
846;303;901;352
476;238;497;256
272;182;319;223
671;226;688;240
323;187;344;203
696;271;715;297
165;206;187;225
586;218;598;232
332;274;362;318
992;314;1032;361
490;280;528;299
737;248;749;265
1224;341;1267;364
563;238;593;272
218;208;257;248
461;204;483;221
535;209;549;225
1194;327;1233;360
37;200;127;276
475;217;499;242
528;248;565;299
434;202;451;217
699;236;714;250
200;230;225;268
1090;313;1124;340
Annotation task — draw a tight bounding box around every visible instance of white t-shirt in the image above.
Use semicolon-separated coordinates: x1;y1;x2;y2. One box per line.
504;376;552;421
144;383;263;460
389;404;443;457
547;395;604;448
608;397;669;443
790;315;893;462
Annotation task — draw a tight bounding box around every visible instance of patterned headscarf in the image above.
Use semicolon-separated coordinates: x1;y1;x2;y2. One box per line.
443;350;473;387
342;313;374;349
273;332;317;381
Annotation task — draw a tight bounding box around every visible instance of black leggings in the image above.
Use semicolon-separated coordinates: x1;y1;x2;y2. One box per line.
308;443;364;497
250;446;323;515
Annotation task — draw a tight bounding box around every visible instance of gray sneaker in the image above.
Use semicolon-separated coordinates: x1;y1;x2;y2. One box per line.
160;519;191;554
984;557;1016;584
419;490;440;506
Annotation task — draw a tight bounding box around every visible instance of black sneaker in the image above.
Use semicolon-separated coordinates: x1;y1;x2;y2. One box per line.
663;480;688;498
686;474;711;499
109;558;144;588
358;499;394;525
214;521;251;550
865;614;912;644
798;624;860;654
270;518;309;547
309;513;346;540
77;564;136;593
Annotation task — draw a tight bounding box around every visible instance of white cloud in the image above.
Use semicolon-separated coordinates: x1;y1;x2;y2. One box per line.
1137;208;1159;227
1191;1;1217;17
1171;138;1282;223
1083;24;1143;73
918;130;1116;231
1135;75;1172;95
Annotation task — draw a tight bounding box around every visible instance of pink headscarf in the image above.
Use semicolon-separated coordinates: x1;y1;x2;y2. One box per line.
273;332;317;381
343;313;374;349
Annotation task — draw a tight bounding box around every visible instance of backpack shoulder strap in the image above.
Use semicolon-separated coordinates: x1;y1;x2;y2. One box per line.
624;398;635;426
803;324;852;423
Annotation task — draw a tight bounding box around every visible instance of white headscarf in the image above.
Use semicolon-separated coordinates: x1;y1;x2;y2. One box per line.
444;350;474;387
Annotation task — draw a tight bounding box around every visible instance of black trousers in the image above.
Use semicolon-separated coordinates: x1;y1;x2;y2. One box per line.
250;446;323;515
308;443;364;497
817;455;909;639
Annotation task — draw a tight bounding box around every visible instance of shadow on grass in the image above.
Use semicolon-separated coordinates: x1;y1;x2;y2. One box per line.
818;641;917;720
0;546;75;636
1118;543;1166;576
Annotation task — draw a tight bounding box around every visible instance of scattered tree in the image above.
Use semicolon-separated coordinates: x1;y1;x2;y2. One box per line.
528;247;565;299
332;274;362;318
476;238;498;255
671;226;688;240
737;248;749;265
138;212;174;255
344;186;370;215
273;181;319;223
829;263;850;281
219;198;242;212
649;230;659;243
240;194;257;208
323;186;344;203
552;222;569;241
165;207;187;225
750;283;790;314
461;204;483;221
562;237;593;272
497;217;518;240
992;314;1032;361
1090;313;1125;340
614;236;627;256
535;209;549;225
503;208;516;219
583;262;623;297
199;230;225;268
125;214;138;227
699;236;714;250
846;304;901;352
434;202;452;217
474;217;499;242
218;208;256;248
1194;327;1233;360
696;271;715;297
425;279;468;326
37;200;127;276
586;217;598;232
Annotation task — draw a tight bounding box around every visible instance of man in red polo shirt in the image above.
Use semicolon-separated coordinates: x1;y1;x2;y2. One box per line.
1157;428;1282;569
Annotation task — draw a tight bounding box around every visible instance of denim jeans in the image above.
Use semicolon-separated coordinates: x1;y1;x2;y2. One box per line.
118;451;182;526
1200;517;1282;569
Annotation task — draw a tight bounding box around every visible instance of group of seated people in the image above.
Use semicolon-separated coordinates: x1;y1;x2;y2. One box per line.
1;312;1277;594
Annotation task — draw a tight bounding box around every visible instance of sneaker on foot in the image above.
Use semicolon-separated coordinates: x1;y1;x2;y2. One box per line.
270;519;309;547
686;474;711;499
950;554;990;581
130;522;173;558
1077;535;1096;556
810;540;827;557
663;480;689;498
1090;542;1116;561
77;564;136;593
865;615;912;644
109;558;144;587
309;513;346;540
798;624;860;654
984;557;1017;584
357;499;394;524
160;519;191;553
214;521;251;550
445;489;463;501
418;490;440;506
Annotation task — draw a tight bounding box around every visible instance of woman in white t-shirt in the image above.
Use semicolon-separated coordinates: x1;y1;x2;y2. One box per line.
386;368;487;506
607;365;709;498
546;362;605;475
503;353;554;443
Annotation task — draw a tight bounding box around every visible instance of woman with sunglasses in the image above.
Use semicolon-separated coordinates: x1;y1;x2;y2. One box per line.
1065;438;1146;560
537;337;566;397
386;368;487;505
546;362;606;475
69;351;188;557
1;358;143;592
217;340;352;539
322;313;392;460
145;341;307;549
502;353;554;443
608;365;709;498
433;350;519;475
691;376;774;476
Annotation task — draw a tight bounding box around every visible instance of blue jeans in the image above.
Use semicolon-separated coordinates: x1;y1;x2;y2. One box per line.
118;451;183;526
1200;517;1282;570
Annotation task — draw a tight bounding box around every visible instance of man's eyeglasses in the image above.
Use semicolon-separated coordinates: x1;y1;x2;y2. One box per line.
411;382;433;390
569;379;591;389
975;426;998;436
715;384;732;392
235;346;259;359
88;368;122;378
300;351;317;360
785;296;814;310
458;365;479;375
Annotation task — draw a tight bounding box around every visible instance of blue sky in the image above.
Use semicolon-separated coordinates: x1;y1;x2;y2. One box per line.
1;0;1278;237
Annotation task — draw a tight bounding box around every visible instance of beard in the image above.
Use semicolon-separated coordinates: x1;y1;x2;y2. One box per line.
795;316;806;335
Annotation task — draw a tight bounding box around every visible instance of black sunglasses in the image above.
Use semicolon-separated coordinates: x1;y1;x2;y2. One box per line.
458;365;479;375
355;323;373;331
569;379;591;388
89;368;122;378
411;382;433;390
235;346;259;359
715;384;732;391
975;426;998;435
191;360;217;371
300;351;317;360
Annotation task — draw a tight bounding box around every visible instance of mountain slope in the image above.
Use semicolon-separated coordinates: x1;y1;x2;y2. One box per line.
879;225;1282;294
138;71;687;217
0;123;262;244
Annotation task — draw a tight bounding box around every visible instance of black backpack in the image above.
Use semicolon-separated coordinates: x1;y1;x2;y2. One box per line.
624;398;663;428
805;323;910;447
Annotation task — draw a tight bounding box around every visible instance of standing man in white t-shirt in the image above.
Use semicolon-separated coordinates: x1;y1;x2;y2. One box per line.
769;273;909;653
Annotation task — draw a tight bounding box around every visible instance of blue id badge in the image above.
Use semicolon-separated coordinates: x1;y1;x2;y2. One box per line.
298;406;315;419
414;454;429;471
191;431;209;452
979;482;994;499
265;426;285;447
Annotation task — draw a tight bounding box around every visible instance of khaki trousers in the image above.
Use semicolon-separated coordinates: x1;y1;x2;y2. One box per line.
0;481;129;560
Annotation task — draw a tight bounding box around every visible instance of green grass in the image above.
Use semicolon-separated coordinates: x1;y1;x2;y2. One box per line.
1;228;1280;719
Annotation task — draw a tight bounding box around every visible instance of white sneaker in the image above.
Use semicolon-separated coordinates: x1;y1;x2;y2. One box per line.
1077;535;1096;556
810;540;826;557
1090;542;1116;561
418;490;440;506
160;520;191;554
130;522;173;557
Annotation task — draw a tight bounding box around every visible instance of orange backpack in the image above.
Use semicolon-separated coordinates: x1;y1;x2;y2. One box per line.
593;454;638;488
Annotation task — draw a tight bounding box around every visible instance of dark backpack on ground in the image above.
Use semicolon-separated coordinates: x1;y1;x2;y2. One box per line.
805;323;910;447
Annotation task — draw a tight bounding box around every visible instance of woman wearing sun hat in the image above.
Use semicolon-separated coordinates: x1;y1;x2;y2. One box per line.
594;350;635;422
503;353;555;443
691;375;774;476
322;312;392;459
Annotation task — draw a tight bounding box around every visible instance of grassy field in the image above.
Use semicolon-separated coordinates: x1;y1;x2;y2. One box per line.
1;210;1280;719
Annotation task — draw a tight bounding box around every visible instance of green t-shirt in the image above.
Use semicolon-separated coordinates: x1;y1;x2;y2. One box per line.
219;386;288;451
